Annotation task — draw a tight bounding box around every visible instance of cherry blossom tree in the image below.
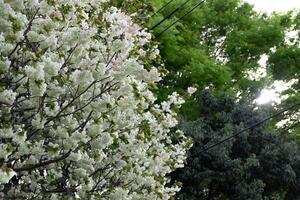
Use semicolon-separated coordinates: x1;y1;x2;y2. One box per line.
0;1;190;199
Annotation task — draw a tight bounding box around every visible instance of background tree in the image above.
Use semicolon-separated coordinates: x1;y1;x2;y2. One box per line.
171;91;300;200
147;0;293;119
266;11;300;141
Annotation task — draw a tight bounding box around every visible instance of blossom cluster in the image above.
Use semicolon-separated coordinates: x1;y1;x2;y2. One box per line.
0;0;190;199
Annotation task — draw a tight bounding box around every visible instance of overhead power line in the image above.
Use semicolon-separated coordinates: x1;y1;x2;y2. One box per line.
150;0;195;30
150;0;177;18
189;101;300;157
155;0;206;37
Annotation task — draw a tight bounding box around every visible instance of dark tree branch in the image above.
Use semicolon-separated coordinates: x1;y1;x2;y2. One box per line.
8;8;40;59
14;150;72;172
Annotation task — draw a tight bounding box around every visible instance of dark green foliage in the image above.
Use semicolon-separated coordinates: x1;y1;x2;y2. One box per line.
171;91;300;200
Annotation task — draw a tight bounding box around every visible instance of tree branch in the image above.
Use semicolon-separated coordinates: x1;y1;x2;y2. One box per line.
14;150;72;172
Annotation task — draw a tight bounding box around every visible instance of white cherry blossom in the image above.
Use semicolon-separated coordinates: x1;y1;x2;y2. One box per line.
0;1;190;199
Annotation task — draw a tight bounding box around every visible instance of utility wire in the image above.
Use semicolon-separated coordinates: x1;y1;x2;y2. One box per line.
155;0;206;37
150;0;195;30
150;0;177;18
190;101;300;157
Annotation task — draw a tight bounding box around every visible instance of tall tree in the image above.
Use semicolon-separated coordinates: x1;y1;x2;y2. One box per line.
171;91;300;200
0;1;190;199
147;0;292;119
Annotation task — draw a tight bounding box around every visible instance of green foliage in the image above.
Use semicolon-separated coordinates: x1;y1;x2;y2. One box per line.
266;11;300;141
171;91;300;200
145;0;292;119
268;46;300;80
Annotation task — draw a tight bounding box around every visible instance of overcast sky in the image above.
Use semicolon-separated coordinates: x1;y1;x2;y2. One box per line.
245;0;300;13
243;1;300;104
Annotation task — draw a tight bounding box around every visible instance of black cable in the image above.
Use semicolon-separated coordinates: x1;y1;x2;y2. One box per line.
155;0;206;37
151;0;177;18
150;0;195;30
190;101;300;157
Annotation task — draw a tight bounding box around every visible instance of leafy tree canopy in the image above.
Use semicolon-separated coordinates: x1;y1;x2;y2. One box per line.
171;91;300;200
149;0;291;85
146;0;293;119
266;12;300;141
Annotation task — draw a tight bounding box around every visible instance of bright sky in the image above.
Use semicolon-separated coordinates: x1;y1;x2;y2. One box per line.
245;0;300;13
245;1;300;105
